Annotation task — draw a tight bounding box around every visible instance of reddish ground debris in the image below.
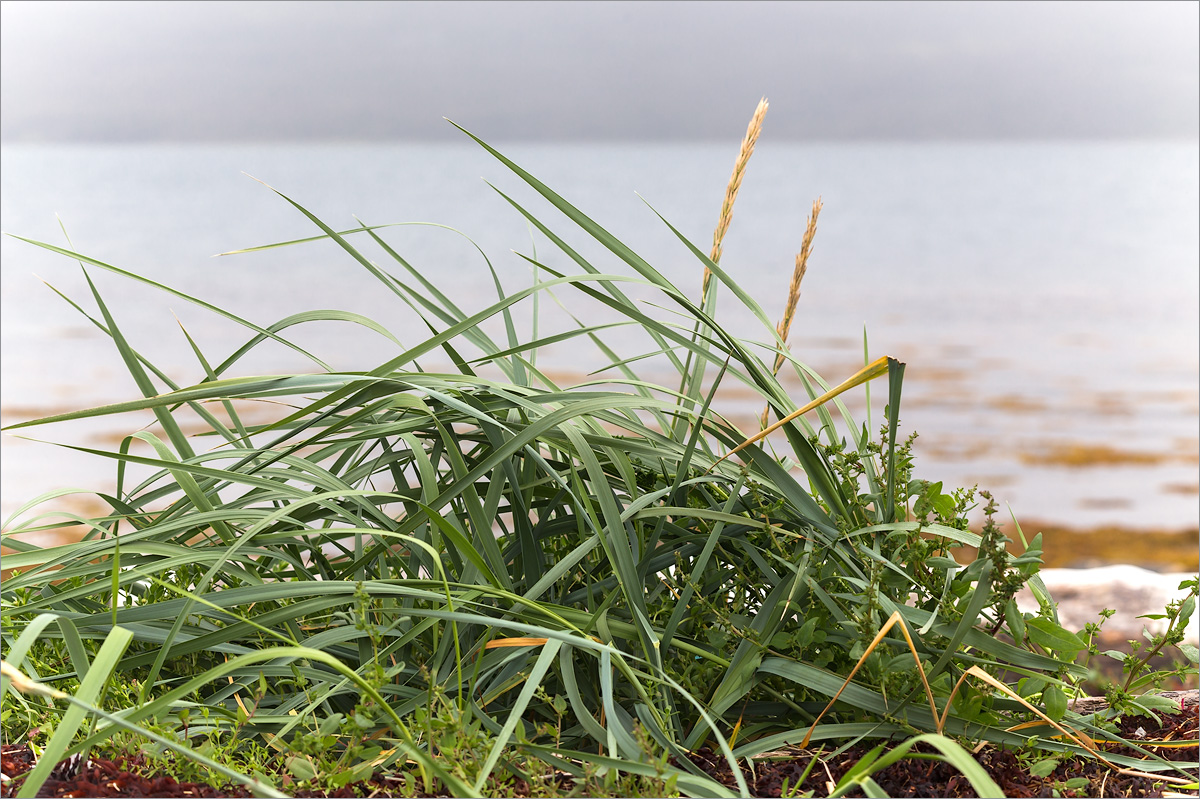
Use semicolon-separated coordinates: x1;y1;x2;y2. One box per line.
688;695;1199;798
0;747;254;797
2;696;1196;798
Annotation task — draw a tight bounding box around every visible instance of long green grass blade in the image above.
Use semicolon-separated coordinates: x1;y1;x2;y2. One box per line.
15;627;134;799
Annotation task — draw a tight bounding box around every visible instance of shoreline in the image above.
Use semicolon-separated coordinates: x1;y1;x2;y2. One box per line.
969;520;1199;572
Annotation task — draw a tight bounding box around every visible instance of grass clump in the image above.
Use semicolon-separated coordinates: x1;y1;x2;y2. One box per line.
2;103;1196;797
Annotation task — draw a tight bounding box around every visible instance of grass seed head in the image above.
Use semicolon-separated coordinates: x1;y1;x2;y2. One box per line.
702;96;768;303
772;197;823;372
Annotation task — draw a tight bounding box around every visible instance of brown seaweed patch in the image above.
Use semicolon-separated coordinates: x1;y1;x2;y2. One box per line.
804;336;858;349
1075;394;1135;417
1077;496;1135;510
2;493;114;528
959;473;1018;488
1019;442;1177;467
919;438;995;461
986;393;1047;414
900;389;976;411
83;399;317;446
0;404;100;422
1163;482;1200;496
1;495;117;579
954;522;1199;571
1174;446;1200;464
912;366;964;384
937;343;974;358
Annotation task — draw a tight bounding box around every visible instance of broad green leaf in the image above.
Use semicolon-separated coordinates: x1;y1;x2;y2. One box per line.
1042;684;1068;720
1025;617;1088;653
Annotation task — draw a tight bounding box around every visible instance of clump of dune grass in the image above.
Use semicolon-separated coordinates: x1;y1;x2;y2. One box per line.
2;104;1195;799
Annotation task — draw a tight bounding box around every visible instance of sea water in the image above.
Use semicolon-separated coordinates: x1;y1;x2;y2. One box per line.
2;140;1197;532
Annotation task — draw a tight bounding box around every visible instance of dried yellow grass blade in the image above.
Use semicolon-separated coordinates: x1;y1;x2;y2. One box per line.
228;675;253;718
1117;770;1197;787
799;611;937;748
1;659;66;700
715;355;891;471
484;636;602;650
945;665;1113;767
485;637;550;649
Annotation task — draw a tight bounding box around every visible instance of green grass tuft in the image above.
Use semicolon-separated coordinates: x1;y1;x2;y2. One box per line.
3;119;1195;798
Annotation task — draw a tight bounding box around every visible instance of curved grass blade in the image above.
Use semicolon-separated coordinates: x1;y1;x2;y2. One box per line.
711;356;891;470
10;626;134;799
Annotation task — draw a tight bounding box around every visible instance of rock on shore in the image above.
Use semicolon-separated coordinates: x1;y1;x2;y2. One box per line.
1016;565;1199;646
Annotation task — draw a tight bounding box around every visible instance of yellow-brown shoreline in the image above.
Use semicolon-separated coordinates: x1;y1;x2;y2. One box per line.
963;521;1199;572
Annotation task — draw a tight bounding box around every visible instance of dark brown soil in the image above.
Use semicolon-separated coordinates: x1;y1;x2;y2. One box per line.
2;696;1196;798
688;694;1198;798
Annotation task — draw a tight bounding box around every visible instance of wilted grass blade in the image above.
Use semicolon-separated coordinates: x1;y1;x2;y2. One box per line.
11;627;134;799
798;611;938;748
712;356;892;468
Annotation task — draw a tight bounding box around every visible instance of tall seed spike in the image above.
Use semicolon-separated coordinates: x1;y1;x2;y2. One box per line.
701;97;769;306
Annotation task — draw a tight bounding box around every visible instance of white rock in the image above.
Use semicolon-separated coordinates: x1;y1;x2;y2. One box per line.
1015;565;1199;646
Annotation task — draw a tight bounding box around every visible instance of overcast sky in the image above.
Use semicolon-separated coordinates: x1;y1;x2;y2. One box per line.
1;0;1197;142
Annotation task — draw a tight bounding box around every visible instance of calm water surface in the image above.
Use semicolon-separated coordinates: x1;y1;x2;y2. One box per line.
2;141;1197;533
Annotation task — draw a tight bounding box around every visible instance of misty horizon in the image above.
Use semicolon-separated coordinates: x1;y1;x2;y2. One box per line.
2;1;1197;144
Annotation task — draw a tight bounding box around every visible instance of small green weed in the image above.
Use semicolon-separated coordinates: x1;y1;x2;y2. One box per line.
1100;576;1199;719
